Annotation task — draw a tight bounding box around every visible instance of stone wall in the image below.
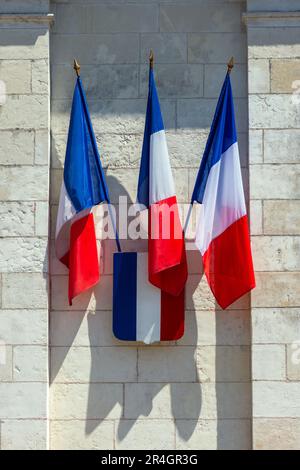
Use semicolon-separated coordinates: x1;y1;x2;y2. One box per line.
0;0;51;450
49;0;251;450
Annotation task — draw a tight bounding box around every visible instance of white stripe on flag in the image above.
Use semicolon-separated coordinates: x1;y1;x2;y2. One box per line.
196;142;246;255
149;130;175;205
136;253;161;344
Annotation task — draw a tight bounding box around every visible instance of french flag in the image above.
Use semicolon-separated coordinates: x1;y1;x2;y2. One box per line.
55;77;110;305
113;252;184;343
137;65;187;298
191;72;255;309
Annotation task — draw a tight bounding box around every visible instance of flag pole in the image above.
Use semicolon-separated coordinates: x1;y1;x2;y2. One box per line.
227;56;234;74
73;58;81;77
149;49;154;69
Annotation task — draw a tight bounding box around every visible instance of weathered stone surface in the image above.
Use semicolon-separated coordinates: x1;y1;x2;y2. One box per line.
264;130;300;164
35;201;49;236
248;28;300;59
50;420;114;450
252;273;300;308
248;59;270;94
252;236;300;271
287;343;300;381
249;129;263;164
0;383;47;419
32;59;49;94
116;419;174;450
176;419;251;450
1;419;47;450
13;345;48;382
0;344;12;381
252;308;300;344
264;200;300;235
141;33;187;63
2;273;48;308
138;347;197;383
51;346;137;383
188;32;246;64
0;94;48;129
271;59;300;93
0;130;34;165
197;346;251;383
250;165;300;199
160;3;242;32
252;344;286;380
51;33;139;65
253;418;300;450
0;60;31;94
205;64;247;98
0;29;49;60
0;238;48;273
250;200;263;235
0;310;47;345
249;95;300;129
140;64;204;98
0;166;49;200
253;382;300;417
35;129;49;165
52;4;88;34
0;202;34;236
0;0;49;13
50;383;123;419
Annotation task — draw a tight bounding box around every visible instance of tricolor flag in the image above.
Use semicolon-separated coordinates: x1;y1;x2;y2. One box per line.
191;72;255;309
55;77;110;305
113;252;184;343
137;64;187;297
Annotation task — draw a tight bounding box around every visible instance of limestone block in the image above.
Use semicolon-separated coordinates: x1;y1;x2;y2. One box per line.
204;64;247;98
264;201;300;235
0;202;34;236
97;133;141;169
0;29;49;60
141;33;187;63
0;166;49;201
138;346;197;382
35;201;49;236
116;419;174;450
248;28;300;59
252;236;300;271
2;273;48;308
248;59;270;94
188;33;246;64
50;383;123;419
0;1;49;13
50;346;137;383
197;345;251;383
140;64;204;98
160;3;242;32
199;383;251;419
253;382;300;417
50;420;114;450
271;59;300;93
13;345;48;382
250;200;263;235
0;382;47;419
88;4;159;33
249;129;263;164
0;130;34;165
252;344;286;381
0;238;48;273
52;4;88;34
264;130;300;164
287;344;300;381
252;308;300;344
178;309;251;346
252;273;300;308
165;131;209;168
249;95;300;129
0;344;12;381
1;419;47;450
51;33;139;65
32;59;49;95
52;64;139;100
253;418;300;450
248;0;300;11
250;164;300;199
0;94;48;129
0;60;31;94
176;419;251;450
0;309;47;345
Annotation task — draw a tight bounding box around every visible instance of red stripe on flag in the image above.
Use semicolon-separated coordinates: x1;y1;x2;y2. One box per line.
203;215;255;310
160;288;185;341
62;213;100;306
149;195;187;296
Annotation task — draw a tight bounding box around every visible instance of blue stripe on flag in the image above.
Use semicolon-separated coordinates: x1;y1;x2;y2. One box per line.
113;252;137;341
191;74;237;204
64;78;109;212
137;68;164;208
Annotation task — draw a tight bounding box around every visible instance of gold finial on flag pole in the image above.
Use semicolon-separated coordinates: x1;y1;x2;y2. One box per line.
73;58;81;77
149;50;154;69
227;56;234;74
